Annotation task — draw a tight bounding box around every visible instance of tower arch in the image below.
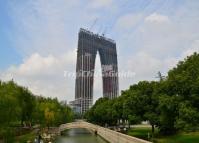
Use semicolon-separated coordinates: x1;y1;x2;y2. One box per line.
75;28;119;114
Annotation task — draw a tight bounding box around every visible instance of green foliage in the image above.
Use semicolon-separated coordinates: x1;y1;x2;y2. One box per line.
0;81;21;126
0;80;74;140
32;97;74;127
0;128;15;143
85;97;117;126
17;87;36;126
14;131;36;143
167;53;199;98
85;52;199;136
175;102;199;131
158;95;179;135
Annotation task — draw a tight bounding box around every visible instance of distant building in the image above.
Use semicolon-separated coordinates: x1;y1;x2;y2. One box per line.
69;100;81;113
74;28;119;114
60;100;67;106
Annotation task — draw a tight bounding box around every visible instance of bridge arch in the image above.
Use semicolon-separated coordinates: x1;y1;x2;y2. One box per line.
59;121;151;143
59;121;97;133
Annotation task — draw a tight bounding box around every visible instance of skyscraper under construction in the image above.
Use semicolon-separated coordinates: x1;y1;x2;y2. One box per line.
74;28;119;114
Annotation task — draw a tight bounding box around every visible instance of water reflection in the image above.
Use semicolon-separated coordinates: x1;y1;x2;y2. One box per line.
56;128;108;143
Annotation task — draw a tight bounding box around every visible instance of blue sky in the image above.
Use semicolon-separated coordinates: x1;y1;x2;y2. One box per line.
0;1;22;69
0;0;199;102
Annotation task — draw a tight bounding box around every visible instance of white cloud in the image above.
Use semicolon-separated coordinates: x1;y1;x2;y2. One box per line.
115;13;142;30
181;40;199;58
127;52;162;79
3;0;100;101
17;53;60;76
145;13;170;23
122;11;199;59
89;0;113;8
8;0;96;56
1;50;76;101
2;0;199;103
118;52;163;93
0;49;105;102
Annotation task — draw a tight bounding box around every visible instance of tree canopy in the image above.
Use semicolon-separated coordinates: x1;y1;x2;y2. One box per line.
85;52;199;135
0;80;74;140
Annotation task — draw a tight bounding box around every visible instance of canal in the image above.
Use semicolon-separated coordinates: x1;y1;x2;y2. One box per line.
55;128;108;143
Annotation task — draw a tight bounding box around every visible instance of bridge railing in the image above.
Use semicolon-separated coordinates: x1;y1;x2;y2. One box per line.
59;121;151;143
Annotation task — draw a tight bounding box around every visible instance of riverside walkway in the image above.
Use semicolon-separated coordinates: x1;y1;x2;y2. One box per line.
59;121;151;143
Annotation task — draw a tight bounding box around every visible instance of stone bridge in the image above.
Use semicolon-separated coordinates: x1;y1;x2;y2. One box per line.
59;121;151;143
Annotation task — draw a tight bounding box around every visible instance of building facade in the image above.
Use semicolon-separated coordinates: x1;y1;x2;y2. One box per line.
74;28;119;114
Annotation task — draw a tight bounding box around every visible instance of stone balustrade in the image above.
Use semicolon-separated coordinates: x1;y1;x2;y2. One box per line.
59;121;151;143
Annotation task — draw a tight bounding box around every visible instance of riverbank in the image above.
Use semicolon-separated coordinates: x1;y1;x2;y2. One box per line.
12;127;59;143
127;126;199;143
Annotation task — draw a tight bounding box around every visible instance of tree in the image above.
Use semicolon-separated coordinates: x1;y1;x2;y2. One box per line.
85;53;199;135
176;101;199;131
44;108;55;129
17;87;35;126
0;79;74;140
158;95;179;135
0;81;21;126
167;53;199;99
85;97;109;125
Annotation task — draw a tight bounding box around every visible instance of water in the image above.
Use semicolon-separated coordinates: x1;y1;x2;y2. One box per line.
55;128;108;143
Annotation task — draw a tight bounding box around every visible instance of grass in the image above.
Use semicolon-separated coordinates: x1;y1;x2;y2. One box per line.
14;131;36;143
154;132;199;143
127;126;199;143
127;126;158;140
127;127;154;140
